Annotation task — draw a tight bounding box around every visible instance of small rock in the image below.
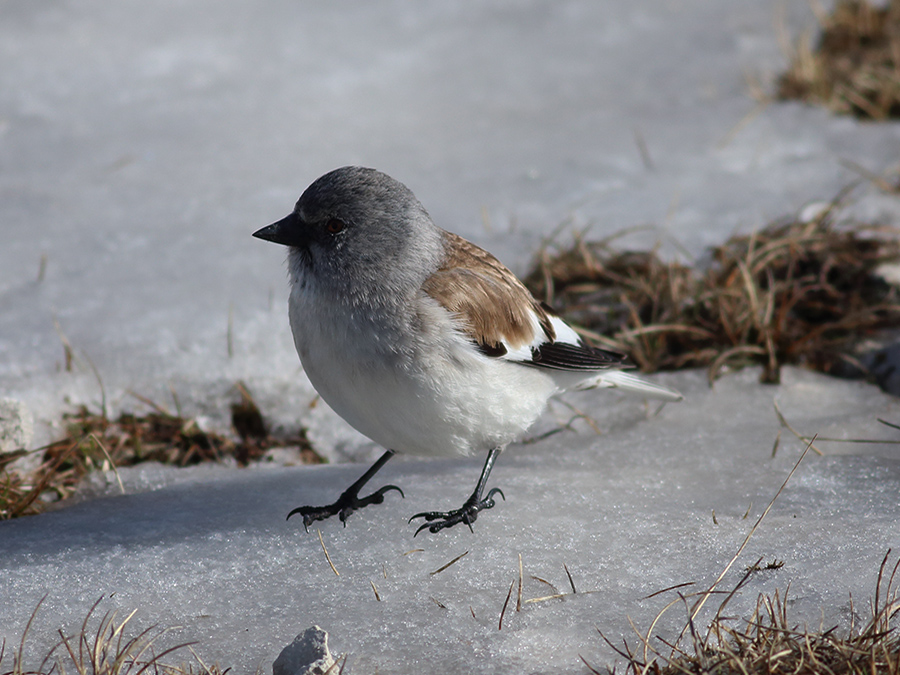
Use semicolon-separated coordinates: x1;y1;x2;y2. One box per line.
273;626;336;675
0;398;33;455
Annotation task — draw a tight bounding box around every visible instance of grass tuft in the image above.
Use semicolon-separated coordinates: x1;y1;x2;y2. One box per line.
777;0;900;120
0;385;320;520
524;196;900;384
588;550;900;675
1;596;230;675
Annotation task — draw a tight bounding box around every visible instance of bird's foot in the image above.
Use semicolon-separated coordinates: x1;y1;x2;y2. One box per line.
287;483;404;531
409;487;505;536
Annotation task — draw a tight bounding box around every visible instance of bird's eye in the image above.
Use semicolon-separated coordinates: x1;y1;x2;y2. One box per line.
325;218;345;234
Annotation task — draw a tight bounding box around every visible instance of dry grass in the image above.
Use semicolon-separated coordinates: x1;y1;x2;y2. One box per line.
0;385;319;520
587;551;900;675
0;597;230;675
524;197;900;384
777;0;900;120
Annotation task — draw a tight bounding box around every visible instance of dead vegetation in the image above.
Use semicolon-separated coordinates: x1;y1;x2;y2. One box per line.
0;384;319;520
1;597;231;675
586;550;900;675
524;197;900;384
777;0;900;120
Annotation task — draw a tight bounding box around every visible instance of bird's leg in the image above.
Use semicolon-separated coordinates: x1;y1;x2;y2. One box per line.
409;447;505;536
287;449;402;530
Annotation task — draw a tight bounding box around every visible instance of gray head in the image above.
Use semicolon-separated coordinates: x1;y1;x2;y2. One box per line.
253;166;444;304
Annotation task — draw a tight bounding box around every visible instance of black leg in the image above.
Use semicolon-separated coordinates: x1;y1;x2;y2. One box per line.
409;447;505;536
287;449;403;530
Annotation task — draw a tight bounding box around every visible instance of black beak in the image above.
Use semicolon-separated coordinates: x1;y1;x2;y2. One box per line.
252;212;306;247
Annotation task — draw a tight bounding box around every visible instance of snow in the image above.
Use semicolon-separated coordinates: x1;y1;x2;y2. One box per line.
2;0;900;673
2;368;899;673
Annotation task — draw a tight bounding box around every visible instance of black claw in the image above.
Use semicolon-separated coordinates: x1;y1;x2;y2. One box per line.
484;487;505;505
408;486;504;536
287;483;404;529
413;522;434;537
372;484;405;502
408;511;430;525
285;449;399;530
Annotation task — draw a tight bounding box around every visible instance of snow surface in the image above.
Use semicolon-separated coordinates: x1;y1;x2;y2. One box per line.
2;0;900;673
2;368;900;674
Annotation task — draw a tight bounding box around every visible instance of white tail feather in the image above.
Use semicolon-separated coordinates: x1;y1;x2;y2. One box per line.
581;370;683;401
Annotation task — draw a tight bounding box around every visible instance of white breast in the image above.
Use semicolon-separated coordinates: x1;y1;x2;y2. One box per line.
288;285;559;458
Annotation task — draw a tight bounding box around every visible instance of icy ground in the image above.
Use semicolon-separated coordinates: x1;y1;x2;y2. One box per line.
2;368;900;674
2;0;900;673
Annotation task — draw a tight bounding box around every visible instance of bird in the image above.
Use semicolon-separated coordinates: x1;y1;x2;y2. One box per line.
253;166;682;535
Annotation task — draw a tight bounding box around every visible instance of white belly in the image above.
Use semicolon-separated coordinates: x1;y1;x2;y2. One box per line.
289;289;558;458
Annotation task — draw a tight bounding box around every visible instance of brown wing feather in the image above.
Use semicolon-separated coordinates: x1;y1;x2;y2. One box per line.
421;232;555;354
